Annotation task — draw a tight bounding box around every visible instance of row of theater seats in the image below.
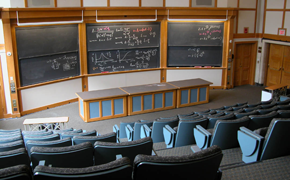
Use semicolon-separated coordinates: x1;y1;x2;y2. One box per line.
0;145;223;180
114;98;290;164
0;128;224;179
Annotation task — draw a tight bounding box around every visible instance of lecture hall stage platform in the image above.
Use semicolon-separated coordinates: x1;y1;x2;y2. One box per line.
76;78;212;122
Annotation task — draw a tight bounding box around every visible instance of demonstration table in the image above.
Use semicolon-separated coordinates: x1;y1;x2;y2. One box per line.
23;117;69;131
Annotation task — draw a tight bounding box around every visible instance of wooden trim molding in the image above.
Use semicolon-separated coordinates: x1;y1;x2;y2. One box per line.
0;44;4;51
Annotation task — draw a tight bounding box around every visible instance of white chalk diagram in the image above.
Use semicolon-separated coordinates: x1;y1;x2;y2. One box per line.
47;55;78;71
91;49;157;71
90;27;156;47
188;48;205;58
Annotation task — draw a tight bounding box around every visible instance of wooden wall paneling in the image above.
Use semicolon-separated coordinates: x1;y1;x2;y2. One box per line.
80;0;83;7
107;0;110;7
24;0;28;7
254;0;258;34
282;0;287;28
215;0;217;7
2;11;20;118
54;0;57;7
0;57;6;118
160;19;167;83
139;0;142;7
222;20;230;89
79;23;88;91
163;0;166;7
228;16;235;88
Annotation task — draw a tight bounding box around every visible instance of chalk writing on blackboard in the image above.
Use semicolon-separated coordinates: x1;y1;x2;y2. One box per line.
88;48;159;73
187;48;205;58
47;55;78;71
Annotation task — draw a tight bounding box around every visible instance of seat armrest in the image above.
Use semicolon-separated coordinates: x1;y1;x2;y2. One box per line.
125;124;134;141
163;125;177;148
140;124;151;139
113;125;120;143
239;127;264;139
194;125;212;150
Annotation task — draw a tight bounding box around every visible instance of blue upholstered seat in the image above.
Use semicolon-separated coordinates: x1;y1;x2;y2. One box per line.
23;133;60;145
133;145;223;180
163;118;208;148
238;118;290;163
113;122;136;142
30;142;94;169
194;116;250;150
33;157;132;180
0;164;32;180
72;132;116;145
0;148;30;169
248;111;278;130
94;137;153;165
140;117;179;143
0;140;25;152
125;120;154;141
61;130;97;139
207;113;236;129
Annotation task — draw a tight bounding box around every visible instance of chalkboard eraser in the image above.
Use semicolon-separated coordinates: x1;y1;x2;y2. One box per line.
101;71;110;73
195;66;202;68
176;67;179;68
204;66;212;68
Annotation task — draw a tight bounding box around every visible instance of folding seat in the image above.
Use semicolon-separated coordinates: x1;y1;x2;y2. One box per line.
204;111;225;118
260;101;277;109
113;122;136;142
216;107;233;113
236;101;248;106
94;137;153;165
0;133;22;139
132;145;223;180
243;105;261;112
158;115;178;120
223;108;243;115
276;97;290;105
0;148;30;169
72;132;116;145
277;104;290;110
125;120;154;141
248;111;278;130
163;118;208;148
140;117;179;143
256;106;279;115
232;104;248;111
23;133;60;145
0;140;25;152
247;102;262;107
238;118;290;163
210;106;225;111
177;112;196;119
30;142;94;169
0;164;32;180
234;110;258;118
178;114;205;120
53;128;74;134
0;129;21;133
22;130;52;136
193;116;250;151
206;113;236;129
33;157;132;180
277;110;290;118
195;110;216;116
224;103;238;109
0;135;23;144
194;109;211;114
26;137;72;157
60;130;97;139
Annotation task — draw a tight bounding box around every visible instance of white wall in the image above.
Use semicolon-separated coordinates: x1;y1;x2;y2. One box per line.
166;0;189;7
57;0;80;7
83;0;107;7
21;78;82;111
238;11;256;34
166;69;222;86
10;0;25;7
142;0;163;7
264;11;283;35
110;0;139;7
88;71;161;91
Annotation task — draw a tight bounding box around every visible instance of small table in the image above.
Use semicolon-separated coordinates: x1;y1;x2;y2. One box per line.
23;117;69;131
263;84;288;101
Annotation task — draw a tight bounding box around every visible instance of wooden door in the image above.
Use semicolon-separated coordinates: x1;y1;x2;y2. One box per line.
266;44;284;86
234;44;253;86
281;46;290;85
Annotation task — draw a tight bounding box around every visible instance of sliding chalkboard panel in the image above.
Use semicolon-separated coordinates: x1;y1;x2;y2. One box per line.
167;46;222;67
88;48;159;74
15;25;80;86
87;23;160;51
19;52;80;86
16;25;79;59
87;23;160;74
168;22;224;46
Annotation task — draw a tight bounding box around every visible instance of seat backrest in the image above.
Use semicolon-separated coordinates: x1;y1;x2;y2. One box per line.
30;142;94;169
22;131;53;137
0;140;25;152
94;137;153;165
207;113;235;129
243;105;261;112
0;164;32;180
277;104;290;110
133;145;223;180
260;102;277;109
179;115;204;121
276;98;290;105
260;118;290;161
61;130;97;139
0;135;23;144
248;111;278;130
178;112;196;119
133;121;154;141
234;110;258;119
114;122;135;139
210;116;250;150
0;129;21;133
0;148;30;169
24;134;60;145
33;157;132;180
257;106;279;115
175;118;208;147
277;110;290;118
72;132;116;145
247;102;261;107
151;118;179;143
26;138;72;157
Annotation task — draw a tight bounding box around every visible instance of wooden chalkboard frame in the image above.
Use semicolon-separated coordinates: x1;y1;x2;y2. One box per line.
167;22;224;67
15;24;80;87
86;22;161;74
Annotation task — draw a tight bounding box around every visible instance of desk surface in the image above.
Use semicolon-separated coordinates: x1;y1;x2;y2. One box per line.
265;84;288;91
23;117;69;125
76;88;128;101
167;78;213;89
120;83;177;95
